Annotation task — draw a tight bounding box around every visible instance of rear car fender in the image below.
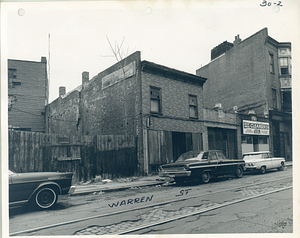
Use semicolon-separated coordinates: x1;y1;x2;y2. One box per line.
29;182;62;201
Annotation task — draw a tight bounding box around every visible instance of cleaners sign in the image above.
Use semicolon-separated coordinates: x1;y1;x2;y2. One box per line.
243;120;269;135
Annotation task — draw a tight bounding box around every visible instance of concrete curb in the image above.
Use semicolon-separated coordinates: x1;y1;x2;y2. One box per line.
71;180;170;196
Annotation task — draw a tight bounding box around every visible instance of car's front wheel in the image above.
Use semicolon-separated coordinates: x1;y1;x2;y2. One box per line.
201;171;211;183
35;187;58;209
235;166;244;178
260;166;266;174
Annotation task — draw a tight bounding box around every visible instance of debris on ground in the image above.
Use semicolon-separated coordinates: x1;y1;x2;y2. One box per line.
102;179;113;184
93;175;102;183
162;181;175;186
130;186;142;190
92;191;105;195
81;180;92;185
117;177;139;183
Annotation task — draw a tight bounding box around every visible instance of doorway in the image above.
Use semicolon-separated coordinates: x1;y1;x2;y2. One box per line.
172;132;189;161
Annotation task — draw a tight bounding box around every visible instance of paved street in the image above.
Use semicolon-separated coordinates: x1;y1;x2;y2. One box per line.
9;167;293;236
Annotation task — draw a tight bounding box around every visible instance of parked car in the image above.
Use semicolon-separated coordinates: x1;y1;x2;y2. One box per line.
243;151;285;174
9;170;75;209
158;150;245;184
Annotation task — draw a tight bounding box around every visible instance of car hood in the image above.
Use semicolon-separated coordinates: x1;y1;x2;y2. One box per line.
10;172;73;183
243;158;263;162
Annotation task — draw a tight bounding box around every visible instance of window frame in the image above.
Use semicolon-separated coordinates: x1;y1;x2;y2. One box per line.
150;86;162;114
269;52;275;74
272;88;277;110
279;57;289;75
188;94;198;119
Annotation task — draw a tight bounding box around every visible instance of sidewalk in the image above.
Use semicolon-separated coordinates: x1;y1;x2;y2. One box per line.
71;161;292;196
71;175;174;196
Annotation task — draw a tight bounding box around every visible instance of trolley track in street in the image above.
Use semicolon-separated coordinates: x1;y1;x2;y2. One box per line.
10;175;292;236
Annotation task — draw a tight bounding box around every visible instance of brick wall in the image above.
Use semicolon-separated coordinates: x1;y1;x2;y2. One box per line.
80;52;141;136
46;90;81;136
8;58;47;132
141;71;204;133
196;28;269;114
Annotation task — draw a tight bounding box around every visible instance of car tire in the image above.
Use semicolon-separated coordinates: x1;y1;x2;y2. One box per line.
278;162;285;171
235;166;243;178
259;166;266;174
201;171;211;183
35;187;58;209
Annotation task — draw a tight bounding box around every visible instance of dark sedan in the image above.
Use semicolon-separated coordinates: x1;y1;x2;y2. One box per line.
9;170;75;209
158;150;245;184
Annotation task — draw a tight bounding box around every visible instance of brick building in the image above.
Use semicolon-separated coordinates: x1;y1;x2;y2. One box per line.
46;51;241;174
8;57;48;132
196;28;292;161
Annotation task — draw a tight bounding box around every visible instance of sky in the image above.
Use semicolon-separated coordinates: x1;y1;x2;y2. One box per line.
2;0;299;102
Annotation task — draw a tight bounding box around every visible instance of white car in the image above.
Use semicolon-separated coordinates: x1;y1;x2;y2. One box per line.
243;151;285;174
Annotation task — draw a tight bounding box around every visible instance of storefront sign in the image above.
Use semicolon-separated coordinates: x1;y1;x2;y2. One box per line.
243;120;269;135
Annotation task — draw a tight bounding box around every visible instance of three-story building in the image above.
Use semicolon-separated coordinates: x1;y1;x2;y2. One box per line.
196;28;292;161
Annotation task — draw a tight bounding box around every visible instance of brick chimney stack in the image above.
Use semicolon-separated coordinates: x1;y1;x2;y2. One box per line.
59;86;66;97
234;34;242;46
41;57;47;63
82;71;89;84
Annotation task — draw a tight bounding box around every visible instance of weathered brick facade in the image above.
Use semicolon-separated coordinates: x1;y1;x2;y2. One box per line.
46;89;81;136
196;28;292;161
141;70;204;133
197;29;269;114
8;58;48;132
46;51;242;174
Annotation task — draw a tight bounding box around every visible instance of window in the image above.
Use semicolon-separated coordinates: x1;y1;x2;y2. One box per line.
272;88;277;109
150;87;161;113
258;136;268;144
216;151;226;160
279;57;289;74
8;68;18;88
241;136;253;144
201;152;208;160
189;95;198;118
208;151;217;160
269;53;275;73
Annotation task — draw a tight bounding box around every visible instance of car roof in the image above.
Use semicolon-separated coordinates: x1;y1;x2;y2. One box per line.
186;150;223;153
243;151;271;155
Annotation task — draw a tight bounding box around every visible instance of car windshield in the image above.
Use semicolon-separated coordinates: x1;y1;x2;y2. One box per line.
176;151;204;162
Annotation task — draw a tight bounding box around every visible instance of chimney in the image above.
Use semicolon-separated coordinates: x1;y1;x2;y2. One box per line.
41;57;47;63
211;41;233;61
82;71;89;84
59;86;66;97
234;34;242;46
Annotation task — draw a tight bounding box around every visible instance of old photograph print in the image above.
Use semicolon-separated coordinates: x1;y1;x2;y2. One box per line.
1;0;299;237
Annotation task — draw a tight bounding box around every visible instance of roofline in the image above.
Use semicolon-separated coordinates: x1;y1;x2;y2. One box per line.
141;60;207;85
8;58;47;64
